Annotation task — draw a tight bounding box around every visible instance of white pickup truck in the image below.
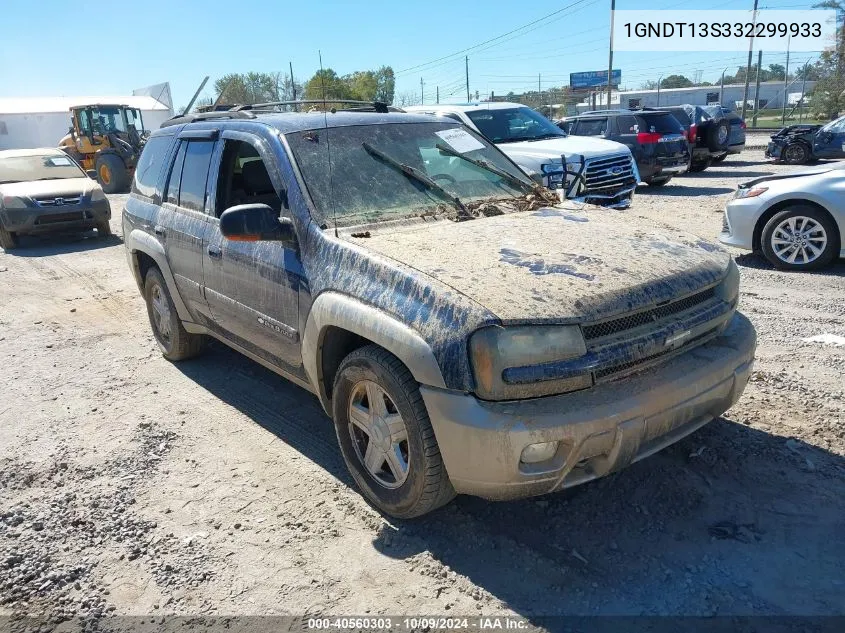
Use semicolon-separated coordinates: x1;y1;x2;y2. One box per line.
405;102;639;208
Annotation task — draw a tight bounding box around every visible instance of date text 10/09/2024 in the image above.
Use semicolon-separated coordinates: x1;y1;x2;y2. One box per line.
306;617;530;630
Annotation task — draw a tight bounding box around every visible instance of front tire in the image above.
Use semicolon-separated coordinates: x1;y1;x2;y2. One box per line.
0;226;18;251
143;267;207;360
95;153;130;194
761;206;838;270
332;345;455;518
783;142;810;165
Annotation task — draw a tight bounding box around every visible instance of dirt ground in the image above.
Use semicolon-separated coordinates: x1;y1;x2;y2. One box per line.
1;149;844;624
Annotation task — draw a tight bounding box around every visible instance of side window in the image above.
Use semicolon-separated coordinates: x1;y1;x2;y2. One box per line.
165;141;187;205
77;111;91;134
617;115;639;134
178;141;215;212
215;139;282;218
576;118;608;136
132;135;174;198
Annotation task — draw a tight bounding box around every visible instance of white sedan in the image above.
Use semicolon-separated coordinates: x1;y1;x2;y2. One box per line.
720;164;845;270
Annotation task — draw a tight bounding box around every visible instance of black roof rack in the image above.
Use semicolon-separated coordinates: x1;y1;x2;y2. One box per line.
160;110;256;128
231;100;396;113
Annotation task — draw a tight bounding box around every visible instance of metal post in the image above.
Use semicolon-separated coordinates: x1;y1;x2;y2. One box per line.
741;0;760;120
752;50;763;127
607;0;616;107
799;60;810;121
657;75;663;106
436;86;440;104
782;36;791;125
465;56;470;102
720;68;727;104
420;77;424;105
289;61;296;102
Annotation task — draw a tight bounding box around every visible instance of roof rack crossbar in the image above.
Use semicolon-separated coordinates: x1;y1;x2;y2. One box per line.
231;100;391;113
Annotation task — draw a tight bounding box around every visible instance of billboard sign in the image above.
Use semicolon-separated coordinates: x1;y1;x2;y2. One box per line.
570;70;621;90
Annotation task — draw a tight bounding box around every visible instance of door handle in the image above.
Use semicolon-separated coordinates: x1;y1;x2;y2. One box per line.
207;245;222;259
154;225;166;237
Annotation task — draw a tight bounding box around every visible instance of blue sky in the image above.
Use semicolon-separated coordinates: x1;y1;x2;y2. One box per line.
0;0;823;109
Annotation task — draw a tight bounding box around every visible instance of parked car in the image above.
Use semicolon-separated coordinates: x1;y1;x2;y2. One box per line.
404;103;638;208
124;105;755;518
0;148;111;250
703;105;746;160
721;163;844;270
660;105;731;172
557;109;690;187
765;114;845;165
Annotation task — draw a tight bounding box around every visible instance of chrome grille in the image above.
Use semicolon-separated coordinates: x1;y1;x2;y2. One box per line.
583;154;636;193
583;287;717;341
34;195;82;207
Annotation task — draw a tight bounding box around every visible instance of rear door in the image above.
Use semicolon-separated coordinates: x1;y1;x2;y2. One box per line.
156;129;218;324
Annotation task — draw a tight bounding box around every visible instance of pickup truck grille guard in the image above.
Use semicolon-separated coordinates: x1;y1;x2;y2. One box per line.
501;287;733;388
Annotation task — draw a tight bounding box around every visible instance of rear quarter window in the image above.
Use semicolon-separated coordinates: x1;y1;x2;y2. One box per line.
132;135;174;198
636;114;684;134
574;118;607;136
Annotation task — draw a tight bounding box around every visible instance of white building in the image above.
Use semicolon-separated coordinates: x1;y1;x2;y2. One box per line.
575;81;816;113
0;82;173;150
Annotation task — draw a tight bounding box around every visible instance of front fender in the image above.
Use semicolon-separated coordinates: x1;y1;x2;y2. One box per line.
302;292;447;411
124;228;192;322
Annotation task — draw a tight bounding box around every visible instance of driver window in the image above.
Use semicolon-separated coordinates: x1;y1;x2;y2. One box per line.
215;140;283;218
77;111;91;134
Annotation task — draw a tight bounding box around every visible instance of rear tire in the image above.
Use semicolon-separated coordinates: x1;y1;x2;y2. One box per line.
143;267;207;360
707;120;730;152
0;226;18;251
95;153;130;194
712;154;728;163
332;345;456;518
688;158;712;173
761;206;838;271
645;176;672;187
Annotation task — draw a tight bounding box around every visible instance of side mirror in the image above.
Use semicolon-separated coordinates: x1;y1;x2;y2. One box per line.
219;204;295;244
86;170;97;180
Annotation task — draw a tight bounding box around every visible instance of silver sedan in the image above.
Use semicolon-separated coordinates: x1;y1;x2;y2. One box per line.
720;164;845;270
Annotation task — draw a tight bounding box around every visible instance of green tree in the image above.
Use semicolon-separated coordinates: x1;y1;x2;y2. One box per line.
344;71;379;101
768;64;786;81
213;72;301;105
374;66;396;104
660;75;693;89
303;69;351;101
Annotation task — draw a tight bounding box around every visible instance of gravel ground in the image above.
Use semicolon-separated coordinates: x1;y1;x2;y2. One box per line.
1;149;843;625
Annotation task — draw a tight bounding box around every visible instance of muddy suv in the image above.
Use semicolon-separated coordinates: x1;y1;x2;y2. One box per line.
123;104;756;518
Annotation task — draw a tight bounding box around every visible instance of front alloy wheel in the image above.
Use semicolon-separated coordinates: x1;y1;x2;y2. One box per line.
761;207;838;270
348;380;410;488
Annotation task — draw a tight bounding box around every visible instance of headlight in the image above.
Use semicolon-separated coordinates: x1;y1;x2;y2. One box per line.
734;186;768;199
1;196;29;210
469;325;589;400
91;188;106;202
714;258;740;307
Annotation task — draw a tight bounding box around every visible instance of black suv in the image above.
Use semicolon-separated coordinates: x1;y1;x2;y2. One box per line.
558;110;690;187
122;102;755;518
660;105;730;172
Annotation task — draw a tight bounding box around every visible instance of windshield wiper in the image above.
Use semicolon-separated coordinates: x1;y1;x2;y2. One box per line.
362;142;470;218
528;133;565;141
434;143;541;196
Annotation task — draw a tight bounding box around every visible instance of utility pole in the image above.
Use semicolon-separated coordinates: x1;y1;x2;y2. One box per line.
607;0;616;107
289;61;296;102
799;59;810;121
782;36;791;125
741;0;760;120
657;75;663;106
719;68;728;105
465;56;470;102
436;86;440;104
538;73;542;111
420;77;424;105
752;50;763;127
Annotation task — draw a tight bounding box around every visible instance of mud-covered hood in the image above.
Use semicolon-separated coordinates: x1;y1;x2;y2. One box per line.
349;206;730;323
0;177;97;199
498;136;632;171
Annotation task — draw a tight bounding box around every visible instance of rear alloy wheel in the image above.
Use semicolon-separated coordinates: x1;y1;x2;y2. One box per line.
783;142;810;165
645;176;672;187
761;206;838;270
96;221;112;237
144;267;207;360
0;225;18;251
332;345;455;518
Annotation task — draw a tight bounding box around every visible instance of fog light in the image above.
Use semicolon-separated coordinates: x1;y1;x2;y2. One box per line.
520;441;559;464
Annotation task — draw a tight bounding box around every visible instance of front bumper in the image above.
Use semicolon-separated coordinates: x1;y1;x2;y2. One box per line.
765;141;783;160
421;312;756;500
0;200;111;235
719;196;765;251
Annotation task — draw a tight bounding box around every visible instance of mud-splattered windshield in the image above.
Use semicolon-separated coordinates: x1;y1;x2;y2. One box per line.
0;153;86;183
286;122;535;226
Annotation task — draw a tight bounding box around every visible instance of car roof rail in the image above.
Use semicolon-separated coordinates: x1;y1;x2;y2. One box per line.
231;100;395;114
160;110;257;128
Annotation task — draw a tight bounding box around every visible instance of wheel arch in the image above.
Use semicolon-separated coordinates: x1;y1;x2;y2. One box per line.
753;199;840;252
125;229;192;322
302;292;447;414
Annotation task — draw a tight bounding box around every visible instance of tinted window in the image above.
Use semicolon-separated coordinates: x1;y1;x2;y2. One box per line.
666;108;691;127
132;135;173;198
617;115;639;134
165;142;187;205
574;118;607;136
179;141;215;212
636;113;684;134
